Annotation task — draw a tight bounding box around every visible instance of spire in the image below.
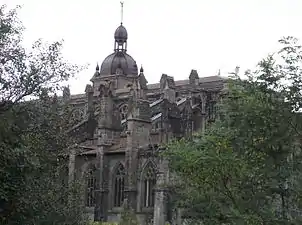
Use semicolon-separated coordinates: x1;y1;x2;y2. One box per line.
94;63;100;77
120;1;124;24
138;64;147;90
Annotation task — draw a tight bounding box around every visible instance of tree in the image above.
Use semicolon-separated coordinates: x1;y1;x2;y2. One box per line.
0;5;81;111
0;5;87;225
165;36;302;225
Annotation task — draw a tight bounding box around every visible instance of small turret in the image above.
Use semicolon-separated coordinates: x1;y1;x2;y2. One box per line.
160;74;176;103
138;66;147;87
85;84;94;114
62;86;70;102
189;69;199;86
93;63;100;77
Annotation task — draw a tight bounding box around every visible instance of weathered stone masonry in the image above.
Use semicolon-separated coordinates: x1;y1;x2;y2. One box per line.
67;21;226;225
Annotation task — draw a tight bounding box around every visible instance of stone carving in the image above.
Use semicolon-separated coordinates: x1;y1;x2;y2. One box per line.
98;81;112;97
119;104;128;120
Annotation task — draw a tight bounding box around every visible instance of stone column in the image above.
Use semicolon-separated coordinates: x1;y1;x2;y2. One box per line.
153;156;168;225
200;93;207;134
94;80;115;221
201;114;206;134
94;128;111;221
125;119;139;210
101;154;110;221
125;96;151;210
68;148;77;207
176;208;182;225
68;148;76;185
94;129;105;221
153;190;166;225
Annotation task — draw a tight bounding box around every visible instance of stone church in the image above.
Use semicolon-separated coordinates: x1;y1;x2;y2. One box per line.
66;17;226;224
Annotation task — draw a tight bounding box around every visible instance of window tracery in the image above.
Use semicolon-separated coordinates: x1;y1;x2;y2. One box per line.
208;101;217;121
86;166;97;207
142;163;156;207
113;163;125;207
152;121;161;130
70;107;85;125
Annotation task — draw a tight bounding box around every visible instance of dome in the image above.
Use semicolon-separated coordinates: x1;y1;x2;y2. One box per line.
100;51;138;76
98;23;138;76
114;23;128;43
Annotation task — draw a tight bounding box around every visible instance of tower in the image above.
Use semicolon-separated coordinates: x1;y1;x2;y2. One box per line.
125;87;152;210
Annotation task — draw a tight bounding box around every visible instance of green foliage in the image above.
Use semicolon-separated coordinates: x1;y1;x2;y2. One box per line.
165;36;302;225
119;201;139;225
0;5;84;111
0;4;86;225
87;204;138;225
88;222;118;225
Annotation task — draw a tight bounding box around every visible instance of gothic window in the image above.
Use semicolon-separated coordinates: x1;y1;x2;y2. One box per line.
70;107;85;125
214;103;218;119
113;163;125;207
152;122;161;130
86;166;97;207
119;104;128;121
208;101;217;121
142;163;156;208
192;96;200;106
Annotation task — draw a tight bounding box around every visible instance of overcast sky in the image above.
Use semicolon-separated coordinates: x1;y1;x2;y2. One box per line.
3;0;302;94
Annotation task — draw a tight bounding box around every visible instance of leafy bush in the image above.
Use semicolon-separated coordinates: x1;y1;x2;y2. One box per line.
88;222;118;225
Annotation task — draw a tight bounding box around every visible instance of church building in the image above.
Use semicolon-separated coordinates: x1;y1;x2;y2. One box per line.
66;5;226;224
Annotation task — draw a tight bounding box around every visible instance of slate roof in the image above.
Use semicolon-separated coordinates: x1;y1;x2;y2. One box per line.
147;75;226;90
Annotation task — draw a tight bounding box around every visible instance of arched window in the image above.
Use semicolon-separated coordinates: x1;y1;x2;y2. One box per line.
208;101;217;121
114;163;125;207
86;166;97;207
119;104;128;120
143;163;156;207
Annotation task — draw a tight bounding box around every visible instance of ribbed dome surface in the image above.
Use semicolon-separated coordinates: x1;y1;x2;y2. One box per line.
100;51;138;76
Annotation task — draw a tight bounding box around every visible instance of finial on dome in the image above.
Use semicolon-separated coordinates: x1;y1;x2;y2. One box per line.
96;63;99;71
140;65;144;73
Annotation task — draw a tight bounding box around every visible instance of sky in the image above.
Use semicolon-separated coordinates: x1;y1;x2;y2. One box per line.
3;0;302;94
